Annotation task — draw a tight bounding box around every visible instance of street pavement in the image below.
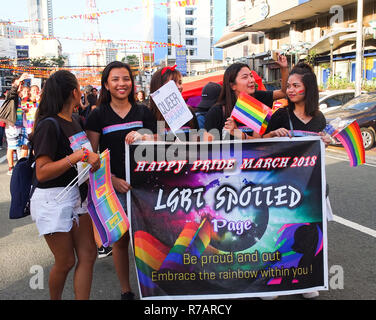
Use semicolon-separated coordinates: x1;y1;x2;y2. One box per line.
0;145;375;300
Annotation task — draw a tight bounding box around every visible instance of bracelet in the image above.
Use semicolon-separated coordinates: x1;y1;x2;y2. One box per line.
81;147;90;162
66;155;74;168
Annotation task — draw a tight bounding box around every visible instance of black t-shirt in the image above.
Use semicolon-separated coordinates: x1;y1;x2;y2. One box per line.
265;107;326;134
204;90;274;137
33;115;87;188
85;103;157;180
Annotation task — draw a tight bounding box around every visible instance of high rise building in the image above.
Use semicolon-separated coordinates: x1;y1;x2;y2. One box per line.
143;0;226;71
27;0;54;37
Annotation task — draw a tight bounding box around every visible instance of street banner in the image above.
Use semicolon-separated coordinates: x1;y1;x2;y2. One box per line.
175;45;187;76
150;80;193;135
88;149;129;247
126;138;328;299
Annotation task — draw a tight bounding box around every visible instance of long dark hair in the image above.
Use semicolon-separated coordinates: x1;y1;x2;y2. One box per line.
216;63;250;119
97;61;135;107
33;70;78;131
288;62;319;116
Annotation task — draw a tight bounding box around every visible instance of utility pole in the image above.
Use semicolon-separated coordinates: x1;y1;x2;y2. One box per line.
355;0;363;96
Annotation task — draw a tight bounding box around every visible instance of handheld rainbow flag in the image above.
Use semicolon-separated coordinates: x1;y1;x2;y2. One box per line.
325;120;365;167
87;149;129;247
231;92;272;135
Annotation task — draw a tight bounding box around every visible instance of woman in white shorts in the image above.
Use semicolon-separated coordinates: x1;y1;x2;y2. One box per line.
30;70;100;300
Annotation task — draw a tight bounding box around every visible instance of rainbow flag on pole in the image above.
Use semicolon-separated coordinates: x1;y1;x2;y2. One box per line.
325;120;365;167
231;92;272;135
87;149;129;247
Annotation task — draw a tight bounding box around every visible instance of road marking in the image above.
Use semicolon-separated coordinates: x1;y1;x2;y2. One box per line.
333;215;376;238
326;154;376;168
0;155;6;164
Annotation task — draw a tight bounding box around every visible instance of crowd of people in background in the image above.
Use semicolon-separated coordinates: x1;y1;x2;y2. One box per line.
0;56;330;300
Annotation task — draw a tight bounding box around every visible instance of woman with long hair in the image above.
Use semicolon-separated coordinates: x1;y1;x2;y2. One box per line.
262;62;330;299
85;61;156;300
149;65;198;141
263;62;328;138
30;70;101;300
204;55;288;140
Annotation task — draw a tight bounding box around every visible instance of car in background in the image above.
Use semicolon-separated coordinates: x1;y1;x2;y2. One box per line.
319;89;360;114
325;93;376;150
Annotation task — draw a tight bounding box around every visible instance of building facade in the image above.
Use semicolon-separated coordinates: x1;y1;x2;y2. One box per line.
27;0;54;37
217;0;376;87
142;0;226;74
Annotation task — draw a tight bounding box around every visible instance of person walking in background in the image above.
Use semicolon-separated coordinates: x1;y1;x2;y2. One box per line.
86;61;156;300
30;70;100;300
2;74;29;174
24;85;40;142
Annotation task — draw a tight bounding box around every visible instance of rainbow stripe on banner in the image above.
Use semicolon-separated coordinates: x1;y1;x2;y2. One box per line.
87;149;129;247
133;218;212;294
231;92;272;135
160;218;211;271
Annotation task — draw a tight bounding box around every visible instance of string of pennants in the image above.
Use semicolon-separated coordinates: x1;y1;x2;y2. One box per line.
0;0;198;26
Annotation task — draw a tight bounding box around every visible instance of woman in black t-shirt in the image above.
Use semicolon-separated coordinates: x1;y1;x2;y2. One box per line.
262;63;330;300
30;70;100;300
263;63;329;139
149;65;198;142
86;61;156;300
204;58;288;141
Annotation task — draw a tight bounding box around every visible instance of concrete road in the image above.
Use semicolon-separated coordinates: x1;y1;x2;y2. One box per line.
0;146;375;300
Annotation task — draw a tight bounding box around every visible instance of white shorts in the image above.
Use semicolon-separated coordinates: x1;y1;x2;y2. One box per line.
30;186;88;236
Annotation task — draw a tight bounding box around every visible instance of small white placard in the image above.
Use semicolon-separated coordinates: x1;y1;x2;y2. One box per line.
150;80;193;134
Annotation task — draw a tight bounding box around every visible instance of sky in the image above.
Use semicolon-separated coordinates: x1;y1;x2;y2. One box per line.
0;0;226;64
0;0;152;60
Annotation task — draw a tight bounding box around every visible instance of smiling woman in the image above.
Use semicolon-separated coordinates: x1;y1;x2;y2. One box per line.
203;59;288;141
85;61;157;300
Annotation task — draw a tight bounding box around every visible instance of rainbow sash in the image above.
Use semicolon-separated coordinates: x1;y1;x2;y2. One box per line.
231;92;272;135
87;149;129;247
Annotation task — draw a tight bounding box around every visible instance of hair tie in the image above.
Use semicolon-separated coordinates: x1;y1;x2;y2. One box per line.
161;65;177;76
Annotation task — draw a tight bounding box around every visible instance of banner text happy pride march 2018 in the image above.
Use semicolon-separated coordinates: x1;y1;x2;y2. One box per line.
126;138;328;299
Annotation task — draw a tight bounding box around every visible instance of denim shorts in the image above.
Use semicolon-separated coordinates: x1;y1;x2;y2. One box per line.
30;186;88;236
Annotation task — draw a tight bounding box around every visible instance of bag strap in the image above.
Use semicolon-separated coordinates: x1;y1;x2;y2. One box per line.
28;117;62;197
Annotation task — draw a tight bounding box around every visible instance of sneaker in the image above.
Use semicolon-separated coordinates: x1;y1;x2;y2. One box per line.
7;168;13;176
121;291;135;300
302;291;319;299
97;245;112;258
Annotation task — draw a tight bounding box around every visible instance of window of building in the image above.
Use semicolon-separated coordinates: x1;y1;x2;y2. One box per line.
186;39;194;46
186;19;194;25
186;29;194;36
185;9;194;15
